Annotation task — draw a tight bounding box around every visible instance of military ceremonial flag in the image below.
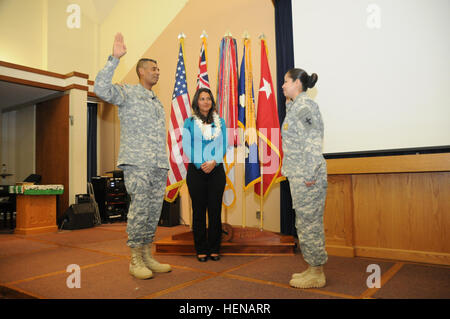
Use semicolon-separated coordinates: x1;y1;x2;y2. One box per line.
217;36;239;208
255;38;284;197
165;39;192;202
238;39;261;190
197;36;210;90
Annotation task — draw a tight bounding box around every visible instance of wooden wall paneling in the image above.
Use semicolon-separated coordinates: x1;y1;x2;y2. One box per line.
431;172;450;253
113;105;120;168
322;155;450;265
324;175;355;257
351;174;378;248
36;94;69;219
411;172;450;253
97;102;118;175
352;172;450;265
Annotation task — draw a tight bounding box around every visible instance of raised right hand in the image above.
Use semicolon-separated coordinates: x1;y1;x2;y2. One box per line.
112;32;127;59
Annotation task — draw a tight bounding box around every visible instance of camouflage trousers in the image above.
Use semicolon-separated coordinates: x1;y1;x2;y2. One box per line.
288;165;328;267
121;165;168;248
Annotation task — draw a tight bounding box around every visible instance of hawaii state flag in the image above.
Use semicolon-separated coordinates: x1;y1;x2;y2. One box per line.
255;38;284;197
197;36;210;90
165;40;191;202
238;38;260;190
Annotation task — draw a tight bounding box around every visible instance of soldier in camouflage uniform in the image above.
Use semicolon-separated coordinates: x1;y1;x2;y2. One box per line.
94;32;171;279
281;68;328;289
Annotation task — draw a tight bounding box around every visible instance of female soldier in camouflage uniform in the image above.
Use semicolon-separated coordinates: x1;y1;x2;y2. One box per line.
281;68;328;289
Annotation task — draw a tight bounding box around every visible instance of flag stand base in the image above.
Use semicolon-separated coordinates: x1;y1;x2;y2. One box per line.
153;223;296;255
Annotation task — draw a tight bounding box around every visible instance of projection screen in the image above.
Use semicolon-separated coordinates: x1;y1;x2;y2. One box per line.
291;0;450;154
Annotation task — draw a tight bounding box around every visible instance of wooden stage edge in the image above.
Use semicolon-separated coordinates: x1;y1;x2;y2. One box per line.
154;225;297;256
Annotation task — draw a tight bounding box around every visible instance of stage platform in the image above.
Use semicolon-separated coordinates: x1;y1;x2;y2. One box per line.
154;224;296;256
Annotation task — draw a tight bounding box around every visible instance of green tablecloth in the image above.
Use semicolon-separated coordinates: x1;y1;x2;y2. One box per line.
9;185;64;195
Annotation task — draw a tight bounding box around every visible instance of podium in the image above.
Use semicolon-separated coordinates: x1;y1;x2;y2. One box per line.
10;185;63;235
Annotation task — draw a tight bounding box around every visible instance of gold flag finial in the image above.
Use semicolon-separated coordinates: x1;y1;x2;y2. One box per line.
224;30;232;37
258;33;266;40
242;30;250;39
200;30;208;39
178;32;186;39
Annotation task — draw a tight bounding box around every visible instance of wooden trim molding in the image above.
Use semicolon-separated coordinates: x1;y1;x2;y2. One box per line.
64;84;89;91
0;60;90;93
0;61;88;79
0;74;66;91
0;75;88;92
326;153;450;175
354;246;450;266
64;71;89;79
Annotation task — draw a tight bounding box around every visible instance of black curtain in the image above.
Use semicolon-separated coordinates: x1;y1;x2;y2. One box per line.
274;0;296;236
87;103;97;184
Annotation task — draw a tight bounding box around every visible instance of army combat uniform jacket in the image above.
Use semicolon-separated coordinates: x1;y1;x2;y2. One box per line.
281;92;326;183
94;55;169;170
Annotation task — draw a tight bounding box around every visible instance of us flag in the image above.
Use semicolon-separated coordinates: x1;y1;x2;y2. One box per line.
165;41;191;202
197;37;210;89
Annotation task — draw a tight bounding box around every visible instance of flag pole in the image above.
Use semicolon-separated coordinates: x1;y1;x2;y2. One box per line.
217;30;236;222
179;32;190;228
242;138;246;227
178;32;186;54
189;196;193;230
258;125;263;231
260;151;264;231
241;31;250;229
200;30;219;225
224;31;229;224
258;33;266;231
200;30;208;61
242;159;246;228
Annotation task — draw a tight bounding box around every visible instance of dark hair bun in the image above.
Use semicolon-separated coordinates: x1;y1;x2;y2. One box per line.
308;73;318;88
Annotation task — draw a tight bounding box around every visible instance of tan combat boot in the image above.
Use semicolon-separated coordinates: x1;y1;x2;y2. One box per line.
290;266;326;289
129;246;153;279
291;266;312;280
142;245;172;273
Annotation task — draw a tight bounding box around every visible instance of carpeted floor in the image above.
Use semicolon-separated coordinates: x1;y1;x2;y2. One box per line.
0;222;449;300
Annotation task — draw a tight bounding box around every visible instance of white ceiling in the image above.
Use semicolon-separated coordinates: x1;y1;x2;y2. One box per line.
0;0;120;112
0;81;61;111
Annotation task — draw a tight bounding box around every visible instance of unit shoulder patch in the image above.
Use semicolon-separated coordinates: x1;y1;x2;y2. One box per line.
299;106;314;129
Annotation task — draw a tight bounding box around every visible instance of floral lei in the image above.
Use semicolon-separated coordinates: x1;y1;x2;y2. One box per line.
193;112;221;140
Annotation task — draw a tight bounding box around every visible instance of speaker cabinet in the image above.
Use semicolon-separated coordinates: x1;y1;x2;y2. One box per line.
159;197;180;227
91;176;129;223
62;203;95;230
